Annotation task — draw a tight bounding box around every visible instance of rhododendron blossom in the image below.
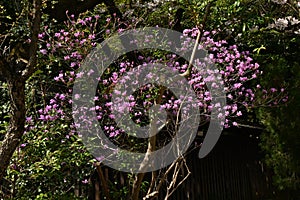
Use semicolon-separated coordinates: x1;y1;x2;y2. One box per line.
30;13;287;145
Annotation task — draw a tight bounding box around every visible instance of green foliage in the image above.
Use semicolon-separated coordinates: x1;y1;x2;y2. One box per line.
1;0;299;198
237;0;300;193
258;60;300;191
5;76;95;198
2;4;144;198
167;0;300;194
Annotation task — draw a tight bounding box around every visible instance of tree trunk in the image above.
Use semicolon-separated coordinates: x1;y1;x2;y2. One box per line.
0;0;41;182
0;79;26;181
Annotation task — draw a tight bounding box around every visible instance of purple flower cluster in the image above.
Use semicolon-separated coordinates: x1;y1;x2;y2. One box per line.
32;14;288;143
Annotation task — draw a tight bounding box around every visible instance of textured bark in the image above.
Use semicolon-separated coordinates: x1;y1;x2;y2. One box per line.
0;0;42;181
0;79;25;181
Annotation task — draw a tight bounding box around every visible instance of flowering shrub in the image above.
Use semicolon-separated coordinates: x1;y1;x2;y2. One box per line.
5;2;290;197
0;0;298;198
29;11;288;150
1;0;296;198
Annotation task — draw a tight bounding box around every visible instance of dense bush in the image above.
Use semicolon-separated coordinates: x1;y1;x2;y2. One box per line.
0;0;299;199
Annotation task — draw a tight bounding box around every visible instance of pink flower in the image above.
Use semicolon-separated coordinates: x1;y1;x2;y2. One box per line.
232;104;238;113
50;99;56;104
74;32;80;37
203;31;210;36
74;94;80;100
26;116;32;122
233;83;242;89
105;102;113;107
45;105;52;113
39;115;45;120
218;113;223;119
20;143;27;148
40;49;47;55
38;33;44;39
227;94;233;99
70;62;76;68
76;72;84;78
59;94;66;100
88;34;95;39
78;19;85;25
236;111;242;116
80;39;87;45
55;32;61;37
64;55;70;60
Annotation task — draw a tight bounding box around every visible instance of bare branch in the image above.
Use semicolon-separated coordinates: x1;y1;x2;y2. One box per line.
165;158;191;200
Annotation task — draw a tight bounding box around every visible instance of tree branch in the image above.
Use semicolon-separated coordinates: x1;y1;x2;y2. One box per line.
0;0;42;182
180;1;213;78
22;0;42;80
131;87;166;200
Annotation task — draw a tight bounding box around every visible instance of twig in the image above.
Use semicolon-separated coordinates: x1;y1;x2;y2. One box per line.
164;158;191;200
